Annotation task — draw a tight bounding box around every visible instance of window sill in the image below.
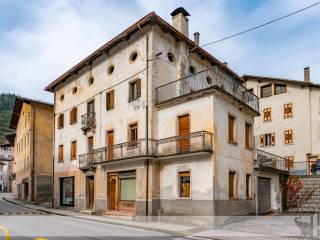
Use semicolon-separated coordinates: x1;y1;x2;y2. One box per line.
176;197;192;200
229;197;238;201
263;120;272;123
283;116;293;119
284;142;294;146
245;146;253;151
228;141;238;145
106;108;114;111
128;97;140;103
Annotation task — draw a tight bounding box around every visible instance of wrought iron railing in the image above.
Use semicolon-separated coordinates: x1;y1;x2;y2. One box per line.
157;131;213;157
81;112;96;130
255;149;288;171
155;67;259;113
79;131;213;169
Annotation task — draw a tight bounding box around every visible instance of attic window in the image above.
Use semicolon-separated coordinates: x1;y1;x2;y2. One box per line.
167;52;175;62
89;76;94;85
72;87;77;94
189;66;196;75
130;51;138;62
108;65;114;75
60;94;64;102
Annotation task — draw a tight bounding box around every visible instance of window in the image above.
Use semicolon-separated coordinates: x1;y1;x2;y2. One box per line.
106;90;114;110
285;156;294;170
71;141;77;160
245;123;252;148
284;103;293;118
263;108;271;122
206;76;213;84
128;123;138;146
179;171;190;198
58;145;64;162
260;133;275;147
119;171;136;201
129;79;141;102
228;171;236;198
58;114;64;129
274;83;287;95
72;87;77;94
246;174;251;199
228;114;236;143
260;84;272;98
167;52;175;62
69;107;77;125
107;65;114;75
248;88;254;93
130;51;138;62
60;94;64;101
189;66;196;75
284;130;293;144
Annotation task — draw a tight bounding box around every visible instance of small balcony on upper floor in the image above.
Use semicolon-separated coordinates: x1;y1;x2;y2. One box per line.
78;131;213;170
81;112;96;134
155;66;259;115
255;149;289;173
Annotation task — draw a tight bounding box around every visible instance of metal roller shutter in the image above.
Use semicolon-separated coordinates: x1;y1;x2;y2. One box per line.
258;177;271;214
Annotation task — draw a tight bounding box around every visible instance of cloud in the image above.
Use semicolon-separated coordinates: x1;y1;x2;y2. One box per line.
0;0;319;102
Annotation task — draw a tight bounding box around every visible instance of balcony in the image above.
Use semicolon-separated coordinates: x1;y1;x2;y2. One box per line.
155;67;259;114
79;131;213;169
81;112;96;133
255;149;289;172
157;131;213;157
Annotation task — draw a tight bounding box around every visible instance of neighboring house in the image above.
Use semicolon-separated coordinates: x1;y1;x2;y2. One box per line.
0;143;13;192
46;8;258;216
244;68;320;175
9;97;53;202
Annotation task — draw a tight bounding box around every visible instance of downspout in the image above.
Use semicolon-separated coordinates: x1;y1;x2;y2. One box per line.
52;93;56;208
308;86;312;155
138;22;149;216
31;103;35;202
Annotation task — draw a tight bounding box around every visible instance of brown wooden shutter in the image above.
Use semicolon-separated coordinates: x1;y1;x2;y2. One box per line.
71;141;77;160
136;79;141;98
271;133;275;146
58;145;64;162
110;90;114;109
228;115;234;142
58;114;64;128
229;172;235;198
260;135;264;147
178;115;190;151
74;107;77;123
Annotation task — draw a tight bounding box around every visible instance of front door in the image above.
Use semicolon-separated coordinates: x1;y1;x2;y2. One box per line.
108;174;117;211
106;130;114;161
88;136;94;163
24;182;28;200
87;176;94;209
178;114;190;152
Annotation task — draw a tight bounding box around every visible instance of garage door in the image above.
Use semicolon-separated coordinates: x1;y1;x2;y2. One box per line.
258;177;271;214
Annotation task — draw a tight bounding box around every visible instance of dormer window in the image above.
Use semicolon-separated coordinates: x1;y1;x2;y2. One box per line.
260;84;272;98
274;83;287;95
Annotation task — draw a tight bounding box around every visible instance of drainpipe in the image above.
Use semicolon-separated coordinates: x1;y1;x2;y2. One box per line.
52;93;56;208
31;103;35;202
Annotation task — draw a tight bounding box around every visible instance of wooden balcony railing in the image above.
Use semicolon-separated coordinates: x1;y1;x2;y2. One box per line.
81;112;96;130
155;67;259;113
79;131;213;170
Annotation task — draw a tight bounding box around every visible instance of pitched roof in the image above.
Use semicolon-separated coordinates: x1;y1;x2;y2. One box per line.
9;96;53;129
242;74;320;88
45;11;242;92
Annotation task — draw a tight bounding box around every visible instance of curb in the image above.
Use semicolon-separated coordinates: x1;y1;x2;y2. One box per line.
2;197;199;238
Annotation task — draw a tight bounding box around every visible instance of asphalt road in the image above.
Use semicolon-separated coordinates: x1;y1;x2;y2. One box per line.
0;194;201;240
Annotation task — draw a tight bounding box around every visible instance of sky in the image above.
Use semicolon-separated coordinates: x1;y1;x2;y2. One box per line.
0;0;319;102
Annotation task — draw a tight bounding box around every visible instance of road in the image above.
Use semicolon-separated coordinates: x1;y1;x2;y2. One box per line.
0;194;202;240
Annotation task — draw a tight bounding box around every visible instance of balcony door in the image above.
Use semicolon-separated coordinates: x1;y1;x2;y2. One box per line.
88;136;94;163
106;130;114;161
87;100;94;114
87;100;95;126
178;114;190;152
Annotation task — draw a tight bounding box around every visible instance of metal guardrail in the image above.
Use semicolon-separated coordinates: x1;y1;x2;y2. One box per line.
79;131;213;169
81;112;96;130
155;67;259;113
256;149;288;171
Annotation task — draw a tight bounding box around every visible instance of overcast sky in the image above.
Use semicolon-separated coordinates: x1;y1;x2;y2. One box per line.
0;0;319;102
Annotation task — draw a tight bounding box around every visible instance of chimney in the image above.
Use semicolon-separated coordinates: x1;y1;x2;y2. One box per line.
194;32;200;46
304;67;310;82
223;62;228;66
171;7;190;37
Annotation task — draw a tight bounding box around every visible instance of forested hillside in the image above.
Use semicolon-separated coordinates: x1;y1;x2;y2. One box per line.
0;93;16;137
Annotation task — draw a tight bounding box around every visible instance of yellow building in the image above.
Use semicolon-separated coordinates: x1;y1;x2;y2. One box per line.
10;97;53;202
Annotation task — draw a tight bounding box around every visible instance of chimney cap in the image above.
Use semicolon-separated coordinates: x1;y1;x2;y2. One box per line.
170;7;190;17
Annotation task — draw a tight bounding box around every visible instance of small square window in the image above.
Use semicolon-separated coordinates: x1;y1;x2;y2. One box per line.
179;172;190;198
284;103;293;118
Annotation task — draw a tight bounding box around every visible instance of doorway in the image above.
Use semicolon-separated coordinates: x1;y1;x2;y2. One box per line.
108;173;117;211
24;181;29;200
178;114;190;152
86;176;95;209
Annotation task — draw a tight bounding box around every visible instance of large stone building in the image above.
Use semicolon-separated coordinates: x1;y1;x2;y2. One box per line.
0;144;13;192
46;8;259;216
244;68;320;175
9;97;53;202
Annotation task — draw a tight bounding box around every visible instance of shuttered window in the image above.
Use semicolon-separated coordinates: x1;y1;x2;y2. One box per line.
106;90;115;110
274;84;287;95
260;133;275;147
246;174;251;199
58;145;64;162
284;130;293;144
179;172;190;198
58;114;64;129
245;123;252;148
178;115;190;151
263;108;271;122
128;123;138;146
69;107;77;124
229;172;236;198
228;115;236;143
129;79;141;102
284;103;293;118
285;156;294;170
71;141;77;160
260;84;272;98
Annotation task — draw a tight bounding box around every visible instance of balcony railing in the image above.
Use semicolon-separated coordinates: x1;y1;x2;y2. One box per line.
155;67;259;113
79;131;213;169
255;149;288;171
157;131;213;157
81;112;96;130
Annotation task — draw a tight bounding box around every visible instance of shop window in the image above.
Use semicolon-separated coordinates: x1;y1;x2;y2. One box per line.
60;177;74;207
179;171;190;198
119;171;136;201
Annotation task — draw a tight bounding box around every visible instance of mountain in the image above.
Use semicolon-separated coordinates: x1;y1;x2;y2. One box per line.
0;93;16;137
